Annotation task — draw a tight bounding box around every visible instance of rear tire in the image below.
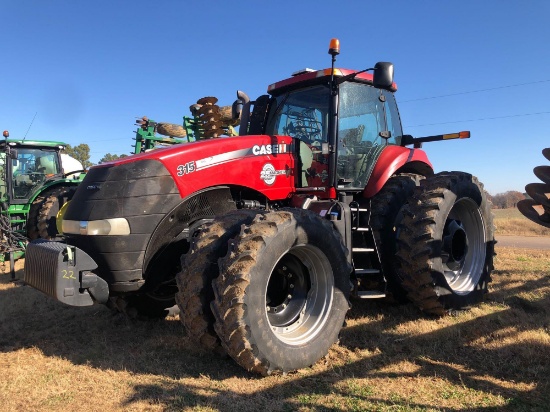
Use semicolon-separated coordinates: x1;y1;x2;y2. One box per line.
370;174;421;301
396;172;495;315
176;209;262;351
211;209;351;375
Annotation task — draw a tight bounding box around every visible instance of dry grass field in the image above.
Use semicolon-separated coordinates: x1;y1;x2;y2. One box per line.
493;208;550;237
0;242;549;412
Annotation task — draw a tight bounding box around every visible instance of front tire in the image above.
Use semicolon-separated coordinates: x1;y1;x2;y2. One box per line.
396;172;495;315
211;209;351;375
176;209;262;351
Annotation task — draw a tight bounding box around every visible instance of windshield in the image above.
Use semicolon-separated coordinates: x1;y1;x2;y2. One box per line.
12;148;61;200
337;82;402;189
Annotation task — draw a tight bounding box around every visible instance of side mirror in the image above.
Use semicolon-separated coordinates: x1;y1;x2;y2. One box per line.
373;62;394;89
9;149;18;160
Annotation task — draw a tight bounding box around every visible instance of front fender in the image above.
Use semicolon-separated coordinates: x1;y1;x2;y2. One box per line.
29;179;81;204
363;146;433;198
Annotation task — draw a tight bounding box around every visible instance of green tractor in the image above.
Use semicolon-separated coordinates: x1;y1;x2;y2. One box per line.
1;130;85;272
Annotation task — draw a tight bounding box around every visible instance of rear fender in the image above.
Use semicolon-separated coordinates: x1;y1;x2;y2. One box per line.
363;146;433;198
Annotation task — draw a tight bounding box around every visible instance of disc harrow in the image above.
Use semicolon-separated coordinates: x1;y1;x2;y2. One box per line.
196;96;225;139
517;147;550;228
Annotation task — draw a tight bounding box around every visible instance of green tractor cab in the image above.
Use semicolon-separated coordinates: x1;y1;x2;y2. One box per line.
0;133;85;270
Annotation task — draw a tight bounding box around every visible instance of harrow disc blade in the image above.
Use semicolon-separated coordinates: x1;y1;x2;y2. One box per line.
198;104;220;116
519;147;550;228
198;113;222;123
196;96;218;105
517;199;550;228
534;165;550;184
525;183;550;208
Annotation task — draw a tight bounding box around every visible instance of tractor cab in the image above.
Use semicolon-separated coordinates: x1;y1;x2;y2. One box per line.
264;71;402;191
0;139;65;204
245;39;403;194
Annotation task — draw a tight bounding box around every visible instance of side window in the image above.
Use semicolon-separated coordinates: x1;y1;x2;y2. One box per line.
276;106;324;144
35;153;58;175
339;83;385;153
265;85;329;145
265;86;331;188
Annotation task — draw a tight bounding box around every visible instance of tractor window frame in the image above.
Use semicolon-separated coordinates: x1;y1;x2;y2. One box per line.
11;148;61;202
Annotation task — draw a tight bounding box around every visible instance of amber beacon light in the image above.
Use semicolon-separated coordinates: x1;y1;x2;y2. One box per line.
328;38;340;56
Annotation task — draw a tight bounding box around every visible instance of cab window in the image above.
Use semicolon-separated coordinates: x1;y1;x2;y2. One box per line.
265;85;329;145
12;149;60;200
265;85;331;188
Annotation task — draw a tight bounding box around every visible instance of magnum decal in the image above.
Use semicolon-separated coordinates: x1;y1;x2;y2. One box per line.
260;163;287;185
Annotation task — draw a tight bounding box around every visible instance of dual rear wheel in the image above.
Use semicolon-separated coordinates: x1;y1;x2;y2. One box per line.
395;172;495;314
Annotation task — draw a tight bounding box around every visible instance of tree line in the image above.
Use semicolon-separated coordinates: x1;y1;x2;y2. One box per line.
63;143;127;168
486;191;526;209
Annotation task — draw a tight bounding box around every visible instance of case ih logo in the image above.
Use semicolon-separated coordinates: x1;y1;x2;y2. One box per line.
252;144;287;156
260;163;287;185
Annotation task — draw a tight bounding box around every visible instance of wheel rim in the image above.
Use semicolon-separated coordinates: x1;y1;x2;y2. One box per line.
265;244;334;346
441;198;486;294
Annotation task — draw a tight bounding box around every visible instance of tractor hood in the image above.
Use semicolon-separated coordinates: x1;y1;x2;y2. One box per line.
95;135;296;201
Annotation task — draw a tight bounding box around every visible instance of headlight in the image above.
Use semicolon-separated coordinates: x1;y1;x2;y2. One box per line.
62;218;130;236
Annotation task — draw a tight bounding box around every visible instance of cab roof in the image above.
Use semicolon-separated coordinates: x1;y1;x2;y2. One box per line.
0;139;67;149
267;68;398;96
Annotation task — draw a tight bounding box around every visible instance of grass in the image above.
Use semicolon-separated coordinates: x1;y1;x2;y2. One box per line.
493;208;550;236
0;245;549;411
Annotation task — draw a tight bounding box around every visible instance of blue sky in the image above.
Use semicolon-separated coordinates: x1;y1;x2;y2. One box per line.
1;0;549;195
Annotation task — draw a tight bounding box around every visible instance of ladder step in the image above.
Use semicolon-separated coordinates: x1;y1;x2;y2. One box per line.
352;247;375;253
355;268;380;275
356;290;386;299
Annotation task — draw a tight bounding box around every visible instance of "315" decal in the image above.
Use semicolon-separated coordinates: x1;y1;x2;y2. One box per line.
177;161;196;176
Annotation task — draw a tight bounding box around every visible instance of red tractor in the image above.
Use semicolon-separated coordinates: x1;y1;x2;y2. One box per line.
24;39;495;375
